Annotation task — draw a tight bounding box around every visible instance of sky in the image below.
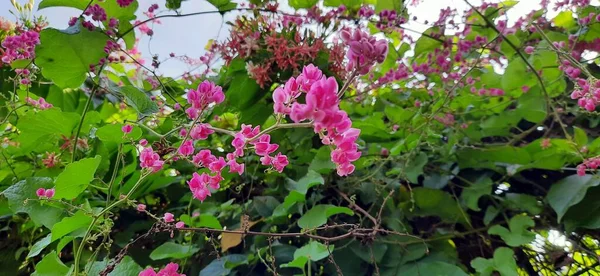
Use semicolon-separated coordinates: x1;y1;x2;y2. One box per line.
0;0;579;77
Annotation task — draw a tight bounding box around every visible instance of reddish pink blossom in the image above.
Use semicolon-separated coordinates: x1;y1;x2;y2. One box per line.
36;188;55;199
192;149;216;167
253;135;279;156
240;124;260;139
178;140;194;156
296;64;324;91
163;212;174;223
139;147;164;173
175;222;185;229
139;262;185;276
1;31;40;64
340;28;388;75
84;4;107;21
117;0;135;7
185;80;225;119
227;159;245;175
271;153;289;173
139;139;148;146
122;124;133;134
231;133;246;157
188;172;211;201
36;188;45;197
42;152;59;168
190;124;214;140
137;204;146;212
208;157;227;173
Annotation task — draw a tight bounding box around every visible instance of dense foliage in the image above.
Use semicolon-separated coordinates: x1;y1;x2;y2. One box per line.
1;0;600;275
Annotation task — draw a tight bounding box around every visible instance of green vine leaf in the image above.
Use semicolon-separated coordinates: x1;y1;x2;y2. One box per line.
54;156;102;200
488;215;535;246
298;204;354;229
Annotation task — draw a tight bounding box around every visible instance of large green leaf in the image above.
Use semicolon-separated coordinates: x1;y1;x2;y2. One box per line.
406;188;470;226
88;256;142;276
51;211;92;242
27;234;52;259
471;247;518;276
96;123;143;144
289;0;319;9
207;0;237;12
31;251;69;276
461;176;493;211
2;177;63;228
298;204;354;229
488;215;535;246
149;242;200;260
15;108;79;154
413;27;443;58
288;170;324;195
35;24;107;89
118;85;159;115
39;0;138;21
54;156;102;200
546;174;600;221
294;241;333;262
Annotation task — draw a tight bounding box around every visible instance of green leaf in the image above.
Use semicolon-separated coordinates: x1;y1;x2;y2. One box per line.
39;0;138;21
488;215;535;246
407;188;470;226
350;242;387;263
224;72;262;111
15;109;79;154
96;123;143;144
563;186;600;230
504;193;542;215
553;11;576;29
197;214;223;229
289;170;324;195
294;241;333;262
574;127;588;147
207;0;237;12
546;174;600;221
27;234;52;259
35;24;107;88
289;0;319;9
471;247;518;276
461;177;493;211
253;196;280;217
375;0;402;12
280;256;308;269
414;27;443;57
88;256;142;276
399;261;468;276
2;177;63;228
118;85;159;115
516;86;547;123
32;251;69;276
272;191;306;218
309;146;336;174
149;242;200;260
51;211;92;242
404;152;428;183
54;156;102;200
502;59;529;92
298;204;354;229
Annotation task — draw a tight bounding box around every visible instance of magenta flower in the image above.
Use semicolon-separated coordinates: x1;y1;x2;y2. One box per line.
163;212;174;223
271;153;289;173
175;222;185;229
139;147;164;173
137;204;146;212
178;140;194;156
190;124;214;140
122;124;133;134
227;159;245;175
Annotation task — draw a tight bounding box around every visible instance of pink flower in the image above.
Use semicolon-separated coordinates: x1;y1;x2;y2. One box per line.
178;140;194;156
139;139;148;146
208;157;227;173
163;212;174;223
524;46;535;54
175;222;185;229
540;138;551;149
137;204;146;212
122;124;133;134
174;103;181;110
227;159;245;175
186;80;225;111
192;211;200;217
117;0;135;7
260;155;272;166
340;28;388;75
231;133;246;157
44;188;55;198
1;31;40;64
139;268;157;276
271;153;289;173
36;188;46;197
188;172;211;201
190;124;214;140
521;85;530;93
192;149;216;167
42;152;59;168
240;124;260;139
253;135;279;156
296;64;324;91
208;173;223;190
139;147;164;173
84;4;107;21
179;128;187;137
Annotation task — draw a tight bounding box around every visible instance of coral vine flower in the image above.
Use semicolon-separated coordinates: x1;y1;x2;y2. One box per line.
36;188;55;199
185;80;225;119
190;124;214;140
122;124;133;134
139;147;164;173
163;213;174;223
139;263;185;276
340;28;388;75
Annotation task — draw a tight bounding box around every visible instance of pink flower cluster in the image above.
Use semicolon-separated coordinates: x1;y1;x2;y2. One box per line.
185;80;225;119
570;78;600;111
117;0;135;8
84;4;107;22
375;10;399;30
577;156;600;176
36;187;55;199
139;147;164;173
42;152;59;168
274;64;361;176
26;97;53;109
1;31;40;64
340;28;388;75
139;263;185;276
